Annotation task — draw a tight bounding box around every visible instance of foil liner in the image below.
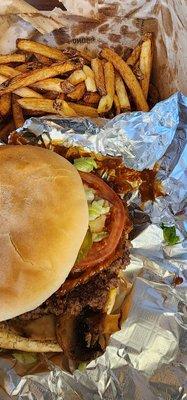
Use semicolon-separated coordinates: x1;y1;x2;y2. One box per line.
1;92;187;399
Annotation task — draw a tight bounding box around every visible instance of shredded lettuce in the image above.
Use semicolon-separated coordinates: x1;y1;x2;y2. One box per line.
76;229;93;264
13;352;38;365
74;157;98;173
84;187;95;202
89;200;110;221
92;231;108;242
161;224;180;245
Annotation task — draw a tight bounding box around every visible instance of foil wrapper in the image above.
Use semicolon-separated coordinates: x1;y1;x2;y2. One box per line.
1;92;187;399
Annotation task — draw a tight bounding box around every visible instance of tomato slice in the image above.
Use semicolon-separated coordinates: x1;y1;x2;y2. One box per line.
71;172;131;275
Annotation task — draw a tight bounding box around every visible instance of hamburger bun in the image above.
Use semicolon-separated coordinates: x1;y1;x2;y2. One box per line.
0;145;88;322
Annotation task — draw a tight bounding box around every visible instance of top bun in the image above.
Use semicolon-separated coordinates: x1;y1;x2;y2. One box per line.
0;145;88;322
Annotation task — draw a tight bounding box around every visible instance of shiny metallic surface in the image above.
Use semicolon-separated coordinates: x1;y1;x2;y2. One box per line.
1;92;187;399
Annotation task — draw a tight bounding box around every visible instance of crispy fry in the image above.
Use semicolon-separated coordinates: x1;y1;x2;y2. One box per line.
60;80;75;94
0;53;26;64
67;102;98;118
101;47;149;111
97;94;113;114
17;97;77;117
57;93;65;100
0;61;80;96
34;53;52;65
68;69;86;85
12;94;25;128
91;58;106;96
0;74;7;84
133;62;144;81
44;91;59;100
32;78;64;92
0;119;15;141
113;94;121;114
104;61;115;100
83;92;100;105
16;61;42;72
84;77;97;92
16;39;67;62
14;87;43;98
0;93;11;118
115;73;131;111
67;82;86;101
83;65;97;92
126;44;141;67
0;65;20;78
139;37;153;99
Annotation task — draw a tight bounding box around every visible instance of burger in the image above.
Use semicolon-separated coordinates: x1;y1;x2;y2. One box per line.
0;144;132;362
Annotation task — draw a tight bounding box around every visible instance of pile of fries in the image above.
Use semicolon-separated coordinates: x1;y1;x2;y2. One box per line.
0;34;158;142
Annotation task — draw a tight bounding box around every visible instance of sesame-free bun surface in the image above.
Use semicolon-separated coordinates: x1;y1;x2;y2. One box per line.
0;145;88;322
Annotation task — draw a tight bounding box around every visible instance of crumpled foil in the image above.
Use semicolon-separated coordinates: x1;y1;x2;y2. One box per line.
1;92;187;399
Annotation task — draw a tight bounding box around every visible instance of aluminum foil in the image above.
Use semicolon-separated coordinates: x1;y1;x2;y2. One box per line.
1;92;187;399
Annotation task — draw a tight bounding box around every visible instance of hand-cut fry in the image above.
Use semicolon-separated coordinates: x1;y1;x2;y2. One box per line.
17;97;77;117
84;77;97;92
83;92;100;105
67;102;98;118
67;82;86;101
0;93;11;118
16;61;42;72
0;53;26;64
0;65;20;78
0;61;80;96
16;39;67;62
83;65;96;92
101;47;149;111
126;44;141;67
14;87;43;98
113;94;121;114
12;94;25;129
104;61;115;100
97;94;113;114
34;53;52;65
139;36;152;99
32;78;64;92
133;62;144;81
91;58;106;96
0;74;7;84
60;80;75;94
68;69;86;85
115;73;131;111
0;120;15;141
83;65;94;79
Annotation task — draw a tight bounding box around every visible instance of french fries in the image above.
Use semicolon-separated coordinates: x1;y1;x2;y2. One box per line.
101;47;149;111
98;94;113;114
91;58;106;96
126;45;141;67
139;35;153;99
17;98;77;117
68;69;86;85
113;94;121;114
104;62;115;100
0;61;80;96
0;35;156;137
0;94;11;118
83;65;97;92
12;94;25;129
67;103;98;118
16;39;67;62
0;53;26;64
32;78;64;92
83;92;100;105
67;82;86;101
115;73;131;111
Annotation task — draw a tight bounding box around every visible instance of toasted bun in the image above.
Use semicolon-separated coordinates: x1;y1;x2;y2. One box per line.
0;323;62;352
0;145;88;322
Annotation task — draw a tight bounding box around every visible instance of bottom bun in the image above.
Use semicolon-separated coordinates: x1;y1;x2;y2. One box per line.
0;324;62;353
